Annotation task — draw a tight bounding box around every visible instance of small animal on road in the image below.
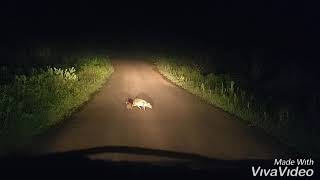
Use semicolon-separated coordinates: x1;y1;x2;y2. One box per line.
125;98;152;110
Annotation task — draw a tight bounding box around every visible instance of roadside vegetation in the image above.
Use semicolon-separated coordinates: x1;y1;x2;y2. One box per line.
154;55;320;155
0;51;113;150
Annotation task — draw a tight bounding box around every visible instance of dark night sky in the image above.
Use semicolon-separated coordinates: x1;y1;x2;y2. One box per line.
0;0;319;51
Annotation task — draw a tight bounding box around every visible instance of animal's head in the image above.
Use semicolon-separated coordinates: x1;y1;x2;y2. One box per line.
125;98;133;105
125;98;134;110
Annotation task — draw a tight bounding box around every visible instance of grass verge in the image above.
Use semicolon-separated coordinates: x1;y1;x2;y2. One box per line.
0;55;113;152
154;56;319;156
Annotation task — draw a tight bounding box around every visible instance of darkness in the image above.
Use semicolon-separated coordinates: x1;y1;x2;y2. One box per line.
1;0;319;85
1;0;319;86
1;0;319;93
1;1;319;48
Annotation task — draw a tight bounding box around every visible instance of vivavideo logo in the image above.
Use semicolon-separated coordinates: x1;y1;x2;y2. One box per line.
251;159;315;177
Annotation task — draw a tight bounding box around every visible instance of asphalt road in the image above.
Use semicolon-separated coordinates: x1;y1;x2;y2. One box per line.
27;58;291;160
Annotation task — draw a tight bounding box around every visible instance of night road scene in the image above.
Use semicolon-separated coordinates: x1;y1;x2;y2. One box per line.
0;0;319;179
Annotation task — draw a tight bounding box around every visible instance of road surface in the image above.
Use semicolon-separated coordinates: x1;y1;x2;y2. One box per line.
27;57;291;160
